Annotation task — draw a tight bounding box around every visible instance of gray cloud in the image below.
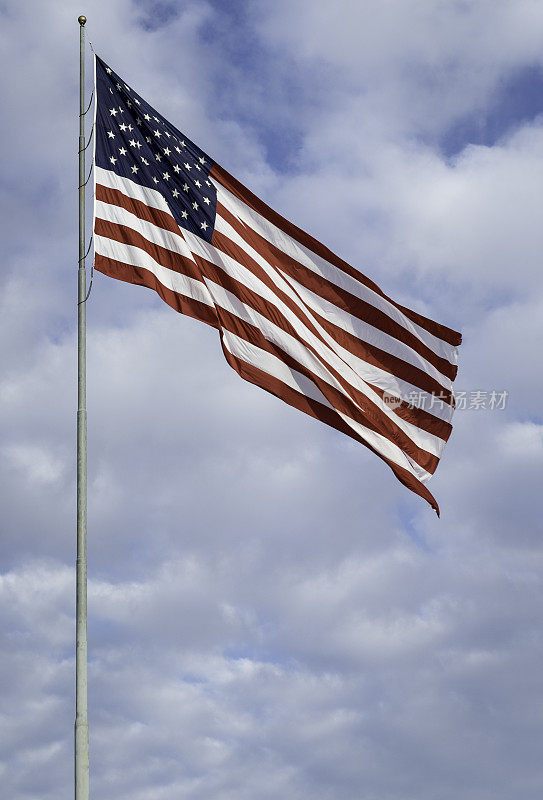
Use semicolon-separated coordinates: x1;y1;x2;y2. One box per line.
1;1;542;798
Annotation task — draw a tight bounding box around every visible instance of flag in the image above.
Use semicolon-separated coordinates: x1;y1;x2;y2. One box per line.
93;55;462;514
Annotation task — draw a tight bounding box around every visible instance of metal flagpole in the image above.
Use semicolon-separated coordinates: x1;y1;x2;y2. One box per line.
76;14;90;800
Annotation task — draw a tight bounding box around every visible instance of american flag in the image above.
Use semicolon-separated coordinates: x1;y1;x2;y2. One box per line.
93;55;462;515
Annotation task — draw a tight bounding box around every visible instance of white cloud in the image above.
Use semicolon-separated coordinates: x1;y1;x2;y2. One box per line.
499;421;543;458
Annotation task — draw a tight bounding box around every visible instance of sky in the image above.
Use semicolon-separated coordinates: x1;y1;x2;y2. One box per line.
1;1;542;798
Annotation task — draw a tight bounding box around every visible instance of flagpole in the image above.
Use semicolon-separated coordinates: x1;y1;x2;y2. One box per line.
76;14;90;800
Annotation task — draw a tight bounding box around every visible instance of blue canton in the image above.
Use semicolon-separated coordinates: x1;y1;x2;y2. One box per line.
95;55;217;244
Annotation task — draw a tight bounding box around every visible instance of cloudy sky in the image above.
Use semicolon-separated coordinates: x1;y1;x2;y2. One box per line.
1;0;543;798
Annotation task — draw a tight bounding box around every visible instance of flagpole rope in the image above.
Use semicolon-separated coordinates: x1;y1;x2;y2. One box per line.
79;268;94;304
79;124;94;154
75;14;90;800
79;234;93;266
80;88;94;117
78;237;95;305
79;162;94;189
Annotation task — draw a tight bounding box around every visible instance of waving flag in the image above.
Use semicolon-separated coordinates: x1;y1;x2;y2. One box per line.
93;55;462;514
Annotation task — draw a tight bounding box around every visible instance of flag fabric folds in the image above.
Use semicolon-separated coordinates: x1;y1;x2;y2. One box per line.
93;55;462;514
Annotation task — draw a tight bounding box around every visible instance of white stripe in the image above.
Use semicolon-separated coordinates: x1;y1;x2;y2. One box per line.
94;234;214;309
95;234;432;479
223;332;333;408
96;197;452;426
95;198;194;262
222;331;429;481
96;166;172;214
214;181;459;368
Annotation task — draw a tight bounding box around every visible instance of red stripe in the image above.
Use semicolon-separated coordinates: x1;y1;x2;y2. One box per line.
215;202;458;383
366;383;452;441
95;216;201;281
211;163;462;348
96;183;180;234
94;253;218;329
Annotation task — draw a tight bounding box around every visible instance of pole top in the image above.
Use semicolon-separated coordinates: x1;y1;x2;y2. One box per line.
78;15;86;25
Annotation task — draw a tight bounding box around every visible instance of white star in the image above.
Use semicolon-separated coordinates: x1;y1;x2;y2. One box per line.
199;157;206;165
163;172;170;181
153;129;161;138
124;84;130;90
173;164;181;173
155;153;162;161
181;210;188;219
165;131;171;138
119;123;128;131
136;118;142;126
200;221;208;231
172;188;180;198
153;116;159;122
131;165;139;173
116;82;122;90
119;147;127;155
175;146;181;154
163;147;171;156
184;162;191;171
127;100;132;108
192;201;199;210
109;108;118;116
141;157;149;165
110;156;117;164
194;164;201;171
134;99;141;105
129;139;137;147
127;124;133;132
107;131;115;139
203;197;211;205
145;136;152;143
109;88;113;94
152;176;159;184
180;140;186;147
118;106;124;113
195;180;202;188
144;114;151;121
182;183;189;192
105;67;112;74
205;180;211;186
